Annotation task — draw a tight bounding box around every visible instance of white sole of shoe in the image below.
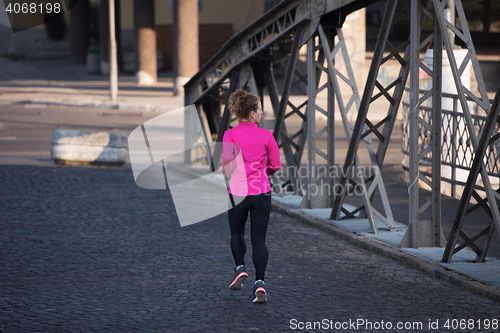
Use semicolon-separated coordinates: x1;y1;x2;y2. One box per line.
229;273;248;291
253;288;267;303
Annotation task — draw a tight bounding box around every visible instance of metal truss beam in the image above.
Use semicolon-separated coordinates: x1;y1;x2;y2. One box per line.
184;0;373;107
184;0;499;253
440;0;500;261
401;0;445;247
442;84;500;262
209;65;257;170
302;29;334;208
400;0;495;248
316;24;395;232
434;0;500;256
331;0;405;228
271;25;306;195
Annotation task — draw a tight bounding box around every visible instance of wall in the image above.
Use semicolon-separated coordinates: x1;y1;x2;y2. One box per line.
118;0;264;30
0;0;71;58
0;1;12;55
119;0;265;50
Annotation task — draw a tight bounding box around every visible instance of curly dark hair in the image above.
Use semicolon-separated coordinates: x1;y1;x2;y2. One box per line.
228;89;260;121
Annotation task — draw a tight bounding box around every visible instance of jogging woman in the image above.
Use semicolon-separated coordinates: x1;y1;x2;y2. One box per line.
221;89;281;303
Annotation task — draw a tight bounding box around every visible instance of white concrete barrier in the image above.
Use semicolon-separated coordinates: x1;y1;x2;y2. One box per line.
51;129;127;165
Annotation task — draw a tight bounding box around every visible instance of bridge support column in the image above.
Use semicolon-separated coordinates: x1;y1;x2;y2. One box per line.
70;0;90;64
134;0;157;85
99;0;109;74
174;0;199;96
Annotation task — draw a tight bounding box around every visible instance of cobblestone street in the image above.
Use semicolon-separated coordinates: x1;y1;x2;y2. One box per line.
1;164;500;332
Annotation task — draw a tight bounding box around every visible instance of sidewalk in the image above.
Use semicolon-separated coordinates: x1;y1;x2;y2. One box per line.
272;197;500;302
1;55;500;303
0;57;184;112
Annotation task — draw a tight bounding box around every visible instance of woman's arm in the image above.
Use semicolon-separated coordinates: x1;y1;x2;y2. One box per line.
221;132;237;179
266;132;281;175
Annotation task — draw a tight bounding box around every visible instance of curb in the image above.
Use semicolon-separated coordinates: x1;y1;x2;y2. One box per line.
271;199;500;303
18;100;175;112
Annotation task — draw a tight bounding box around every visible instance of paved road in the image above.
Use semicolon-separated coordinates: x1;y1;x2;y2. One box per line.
1;164;500;332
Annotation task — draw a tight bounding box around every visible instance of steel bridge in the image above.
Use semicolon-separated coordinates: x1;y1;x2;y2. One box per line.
184;0;500;262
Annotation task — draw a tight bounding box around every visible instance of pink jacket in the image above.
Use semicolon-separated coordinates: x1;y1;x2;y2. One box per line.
221;122;281;196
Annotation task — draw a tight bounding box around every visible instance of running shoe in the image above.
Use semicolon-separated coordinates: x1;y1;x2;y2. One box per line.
252;280;267;303
229;265;248;290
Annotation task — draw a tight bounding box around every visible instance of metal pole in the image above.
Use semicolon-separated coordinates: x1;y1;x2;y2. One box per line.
407;0;421;248
432;5;444;247
109;0;118;101
306;37;316;209
327;67;335;208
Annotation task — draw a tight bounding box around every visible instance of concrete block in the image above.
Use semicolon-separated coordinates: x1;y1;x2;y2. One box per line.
51;129;127;165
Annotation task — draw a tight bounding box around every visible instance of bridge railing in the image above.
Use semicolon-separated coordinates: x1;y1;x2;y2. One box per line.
401;88;498;198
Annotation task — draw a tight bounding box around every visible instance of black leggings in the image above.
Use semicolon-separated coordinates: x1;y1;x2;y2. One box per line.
228;192;271;281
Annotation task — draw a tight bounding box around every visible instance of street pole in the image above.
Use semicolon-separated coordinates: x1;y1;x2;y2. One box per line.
109;0;118;101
